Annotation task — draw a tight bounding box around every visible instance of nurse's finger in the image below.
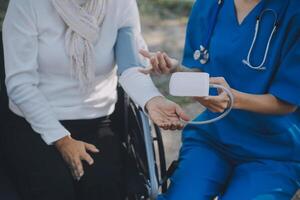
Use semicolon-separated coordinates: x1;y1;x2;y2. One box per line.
206;104;224;113
205;93;229;105
210;77;230;91
139;49;153;59
139;66;153;75
205;96;229;112
163;53;173;69
194;96;207;103
157;53;168;73
150;56;162;74
214;92;230;103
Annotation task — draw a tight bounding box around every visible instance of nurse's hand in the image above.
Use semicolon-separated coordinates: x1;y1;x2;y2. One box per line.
55;136;99;181
195;77;237;113
139;49;179;75
146;96;190;130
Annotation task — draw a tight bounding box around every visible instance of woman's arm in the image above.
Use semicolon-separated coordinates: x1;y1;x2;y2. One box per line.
3;0;71;145
115;0;190;130
4;0;99;181
115;27;190;130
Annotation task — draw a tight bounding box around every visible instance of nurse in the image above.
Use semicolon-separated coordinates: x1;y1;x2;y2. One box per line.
141;0;300;199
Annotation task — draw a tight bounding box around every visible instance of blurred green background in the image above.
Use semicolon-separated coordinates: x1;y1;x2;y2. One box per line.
0;0;193;28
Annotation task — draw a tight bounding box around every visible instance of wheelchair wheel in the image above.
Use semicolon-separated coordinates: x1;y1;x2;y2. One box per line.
153;125;168;193
114;88;168;199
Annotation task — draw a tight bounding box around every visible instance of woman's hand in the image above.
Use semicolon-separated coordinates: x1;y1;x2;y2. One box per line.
195;77;238;113
146;96;191;130
139;49;179;75
55;136;99;181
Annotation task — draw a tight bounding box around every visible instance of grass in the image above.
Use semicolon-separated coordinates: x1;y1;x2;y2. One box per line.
138;0;193;19
0;0;193;29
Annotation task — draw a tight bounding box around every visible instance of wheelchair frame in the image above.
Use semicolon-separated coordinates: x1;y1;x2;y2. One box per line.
116;89;168;200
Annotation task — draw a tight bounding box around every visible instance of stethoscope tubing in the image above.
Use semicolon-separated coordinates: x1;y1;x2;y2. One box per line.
194;0;290;71
182;84;234;125
242;9;278;70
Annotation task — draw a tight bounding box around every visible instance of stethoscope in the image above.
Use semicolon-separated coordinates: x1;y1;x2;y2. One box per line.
193;0;290;71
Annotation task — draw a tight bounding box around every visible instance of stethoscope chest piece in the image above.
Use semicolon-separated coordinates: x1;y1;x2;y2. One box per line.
194;45;209;64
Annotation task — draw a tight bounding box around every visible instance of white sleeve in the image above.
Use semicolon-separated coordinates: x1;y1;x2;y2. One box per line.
117;0;162;109
3;0;70;145
119;67;163;110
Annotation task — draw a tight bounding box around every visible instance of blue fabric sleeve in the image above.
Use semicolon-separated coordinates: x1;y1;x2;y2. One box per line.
269;15;300;106
115;27;145;75
182;0;205;70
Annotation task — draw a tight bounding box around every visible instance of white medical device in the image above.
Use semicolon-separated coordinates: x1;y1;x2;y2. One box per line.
169;72;234;125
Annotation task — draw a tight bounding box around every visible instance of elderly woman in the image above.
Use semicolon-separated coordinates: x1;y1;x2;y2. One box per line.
1;0;189;200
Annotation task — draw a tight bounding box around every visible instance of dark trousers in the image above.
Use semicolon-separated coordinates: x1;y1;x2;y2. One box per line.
0;160;21;200
1;111;124;200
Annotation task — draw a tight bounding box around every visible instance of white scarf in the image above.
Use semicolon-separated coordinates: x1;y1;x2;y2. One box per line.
52;0;107;89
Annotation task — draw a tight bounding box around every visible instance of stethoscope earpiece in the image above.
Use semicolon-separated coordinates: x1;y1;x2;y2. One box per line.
242;8;280;71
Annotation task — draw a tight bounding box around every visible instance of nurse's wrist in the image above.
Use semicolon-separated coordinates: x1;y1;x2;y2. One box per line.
232;90;245;110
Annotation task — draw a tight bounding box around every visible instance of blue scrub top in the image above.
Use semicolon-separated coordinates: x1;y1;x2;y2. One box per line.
182;0;300;162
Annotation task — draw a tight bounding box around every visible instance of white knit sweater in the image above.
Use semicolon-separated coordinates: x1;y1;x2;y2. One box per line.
3;0;160;144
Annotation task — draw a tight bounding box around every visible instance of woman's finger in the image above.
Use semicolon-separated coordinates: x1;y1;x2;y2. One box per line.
75;159;84;177
161;123;171;130
70;158;83;180
81;152;94;165
69;166;77;180
175;105;190;122
170;121;184;130
169;124;178;131
84;143;99;153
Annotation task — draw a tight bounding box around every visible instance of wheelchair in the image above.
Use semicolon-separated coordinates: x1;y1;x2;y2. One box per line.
0;31;169;200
